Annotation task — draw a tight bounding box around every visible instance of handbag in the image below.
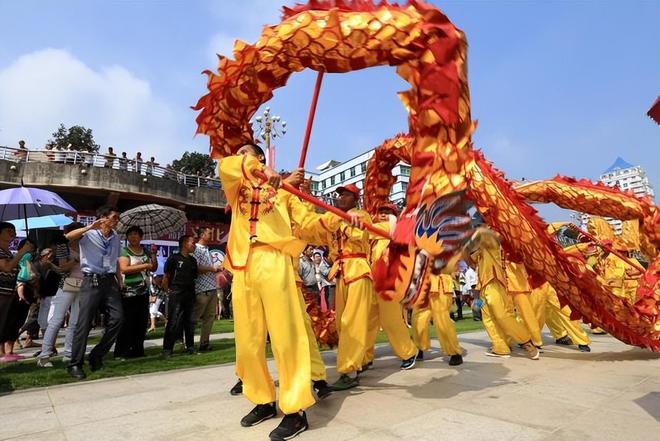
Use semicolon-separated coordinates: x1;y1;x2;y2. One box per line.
63;277;83;293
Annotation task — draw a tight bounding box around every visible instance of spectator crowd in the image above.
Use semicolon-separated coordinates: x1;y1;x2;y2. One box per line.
0;208;234;377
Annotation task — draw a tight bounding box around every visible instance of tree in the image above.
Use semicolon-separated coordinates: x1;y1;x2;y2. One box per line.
171;151;216;176
47;124;100;152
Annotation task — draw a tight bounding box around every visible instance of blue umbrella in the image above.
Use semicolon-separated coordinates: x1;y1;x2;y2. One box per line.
0;187;76;232
9;214;73;231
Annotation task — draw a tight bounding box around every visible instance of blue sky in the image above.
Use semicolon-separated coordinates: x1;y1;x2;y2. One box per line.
1;0;658;221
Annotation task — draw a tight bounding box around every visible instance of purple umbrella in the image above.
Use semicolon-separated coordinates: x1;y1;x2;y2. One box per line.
0;187;76;232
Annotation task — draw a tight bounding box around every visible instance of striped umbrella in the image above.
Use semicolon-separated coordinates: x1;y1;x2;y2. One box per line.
117;204;187;240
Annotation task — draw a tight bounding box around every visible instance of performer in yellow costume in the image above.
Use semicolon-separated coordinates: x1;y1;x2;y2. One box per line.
218;144;351;439
363;203;418;371
326;184;379;390
504;257;544;348
530;282;592;352
411;270;464;366
466;226;540;359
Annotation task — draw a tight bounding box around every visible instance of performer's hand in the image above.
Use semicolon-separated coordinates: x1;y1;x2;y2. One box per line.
264;167;281;189
349;214;364;229
284;168;304;187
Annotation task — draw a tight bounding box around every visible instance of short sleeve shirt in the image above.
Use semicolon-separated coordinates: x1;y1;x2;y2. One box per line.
193;244;216;293
164;253;198;291
120;247;151;286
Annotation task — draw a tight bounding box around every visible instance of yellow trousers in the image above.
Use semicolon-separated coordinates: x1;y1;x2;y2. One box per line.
364;292;418;364
411;294;461;356
545;289;590;346
300;289;326;381
233;247;315;414
481;282;532;354
335;277;377;374
512;293;543;347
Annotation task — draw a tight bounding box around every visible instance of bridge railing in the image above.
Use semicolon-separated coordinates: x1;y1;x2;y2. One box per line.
0;146;221;189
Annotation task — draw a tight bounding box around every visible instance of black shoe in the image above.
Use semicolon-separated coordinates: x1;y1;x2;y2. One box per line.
185;346;197;355
269;411;308;441
400;355;416;370
230;379;243;395
416;350;424;361
578;344;591;352
88;354;103;372
313;380;333;400
67;365;86;380
448;354;463;366
555;336;573;346
240;402;277;427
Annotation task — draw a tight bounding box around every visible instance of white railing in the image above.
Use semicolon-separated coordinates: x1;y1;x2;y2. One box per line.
0;146;221;189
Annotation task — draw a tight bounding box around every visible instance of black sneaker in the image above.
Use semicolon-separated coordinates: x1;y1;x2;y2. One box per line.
269;411;308;441
230;379;243;395
416;349;424;361
241;403;277;427
400;355;416;370
185;346;197;355
555;336;573;346
448;354;463;366
578;344;591;352
313;380;333;400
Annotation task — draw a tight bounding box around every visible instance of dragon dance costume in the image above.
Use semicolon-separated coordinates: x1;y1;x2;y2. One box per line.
411;272;462;357
362;220;418;366
219;154;340;414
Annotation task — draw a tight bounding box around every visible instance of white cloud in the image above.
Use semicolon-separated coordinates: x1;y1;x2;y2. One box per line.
0;48;187;162
205;0;282;67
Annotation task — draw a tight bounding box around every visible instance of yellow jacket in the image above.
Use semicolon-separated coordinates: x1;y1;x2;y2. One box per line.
429;273;455;296
504;260;531;294
369;220;392;264
219;154;334;270
327;208;373;285
470;234;506;289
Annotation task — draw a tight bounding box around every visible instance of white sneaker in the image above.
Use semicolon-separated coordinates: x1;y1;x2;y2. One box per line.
485;350;511;359
37;358;53;368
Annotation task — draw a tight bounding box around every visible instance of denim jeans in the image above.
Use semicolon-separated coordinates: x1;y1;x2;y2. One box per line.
39;288;80;359
37;296;53;332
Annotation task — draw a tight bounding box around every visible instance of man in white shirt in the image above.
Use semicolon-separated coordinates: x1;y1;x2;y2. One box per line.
460;263;480;321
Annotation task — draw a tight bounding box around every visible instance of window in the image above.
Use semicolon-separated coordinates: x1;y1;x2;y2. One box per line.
350;167;356;177
340;171;345;181
400;165;410;176
311;181;319;191
402;182;408;192
360;162;366;173
330;175;335;185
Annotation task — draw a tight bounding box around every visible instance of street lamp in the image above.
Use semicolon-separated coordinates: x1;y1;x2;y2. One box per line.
251;106;286;167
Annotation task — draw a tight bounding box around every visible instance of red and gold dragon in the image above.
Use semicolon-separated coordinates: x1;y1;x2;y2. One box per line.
194;0;659;351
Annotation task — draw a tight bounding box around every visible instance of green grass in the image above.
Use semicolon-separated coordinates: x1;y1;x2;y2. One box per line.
0;340;237;393
1;313;482;393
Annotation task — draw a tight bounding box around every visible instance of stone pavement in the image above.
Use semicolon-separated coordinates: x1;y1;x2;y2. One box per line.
1;331;658;441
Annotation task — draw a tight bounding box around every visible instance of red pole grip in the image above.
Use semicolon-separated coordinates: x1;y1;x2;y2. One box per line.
298;71;324;169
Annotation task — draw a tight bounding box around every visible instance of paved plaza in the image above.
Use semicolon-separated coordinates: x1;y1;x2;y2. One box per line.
1;330;658;441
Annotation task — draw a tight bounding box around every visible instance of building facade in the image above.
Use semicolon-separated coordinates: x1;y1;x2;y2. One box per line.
305;149;410;208
595;157;655;234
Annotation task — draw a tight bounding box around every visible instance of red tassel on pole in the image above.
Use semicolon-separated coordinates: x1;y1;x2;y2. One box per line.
298;71;325;169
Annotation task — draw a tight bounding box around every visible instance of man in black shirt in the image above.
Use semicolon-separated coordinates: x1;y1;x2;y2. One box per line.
162;235;198;357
